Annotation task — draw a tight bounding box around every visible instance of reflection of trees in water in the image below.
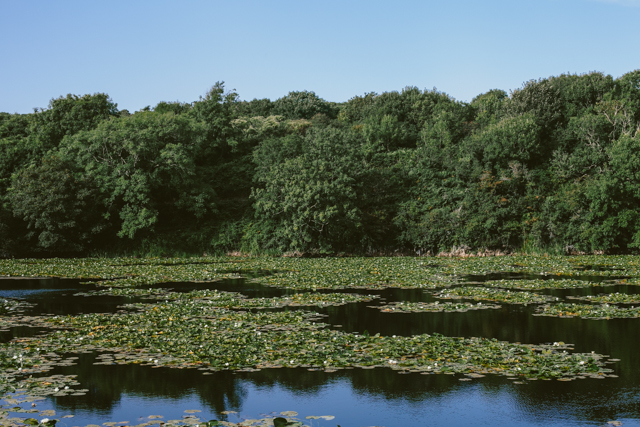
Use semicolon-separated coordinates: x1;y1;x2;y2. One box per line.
511;380;640;423
47;351;640;425
51;352;246;415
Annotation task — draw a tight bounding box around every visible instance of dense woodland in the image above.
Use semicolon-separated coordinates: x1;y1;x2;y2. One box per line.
1;71;640;257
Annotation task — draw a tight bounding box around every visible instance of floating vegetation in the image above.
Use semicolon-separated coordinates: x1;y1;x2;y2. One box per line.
433;287;554;305
99;288;379;309
567;292;640;304
0;254;636;418
194;291;379;309
535;303;640;319
251;258;455;290
106;289;379;309
0;296;615;382
0;405;323;427
1;255;638;291
0;298;34;316
74;287;173;298
482;279;603;290
373;301;501;313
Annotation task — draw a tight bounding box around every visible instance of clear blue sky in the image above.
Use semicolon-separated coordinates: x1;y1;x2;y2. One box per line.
1;0;638;114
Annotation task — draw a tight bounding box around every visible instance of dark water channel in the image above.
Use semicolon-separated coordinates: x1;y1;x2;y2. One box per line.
2;276;640;426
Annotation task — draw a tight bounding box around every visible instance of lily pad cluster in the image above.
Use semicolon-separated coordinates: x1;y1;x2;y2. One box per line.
107;289;379;309
251;258;456;290
0;296;615;382
566;292;640;304
74;287;173;298
535;303;640;319
373;301;501;313
0;406;331;427
0;298;33;316
433;287;554;305
0;347;86;396
482;279;602;290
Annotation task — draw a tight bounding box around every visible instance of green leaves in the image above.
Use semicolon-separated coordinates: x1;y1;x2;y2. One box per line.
434;287;553;305
251;127;366;252
536;303;640;319
59;112;212;239
8;155;106;251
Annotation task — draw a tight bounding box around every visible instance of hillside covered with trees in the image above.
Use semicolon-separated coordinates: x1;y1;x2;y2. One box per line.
1;71;640;257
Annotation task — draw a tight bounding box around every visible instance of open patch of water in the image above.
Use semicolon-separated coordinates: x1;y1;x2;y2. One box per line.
0;277;151;316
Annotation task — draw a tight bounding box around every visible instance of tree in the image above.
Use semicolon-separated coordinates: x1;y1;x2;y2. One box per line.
251;127;365;252
272;91;336;120
8;156;105;252
60;112;212;239
154;101;192;115
470;89;508;129
191;82;239;146
29;93;119;153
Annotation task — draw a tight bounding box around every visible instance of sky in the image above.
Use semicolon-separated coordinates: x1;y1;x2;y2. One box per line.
1;0;639;114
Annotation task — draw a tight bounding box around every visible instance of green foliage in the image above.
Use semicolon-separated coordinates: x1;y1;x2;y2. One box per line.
1;70;640;255
29;93;119;153
191;81;239;146
153;101;192;115
272;91;336;120
59;112;213;239
251;127;365;252
8;156;106;252
234;98;274;117
470;89;508;129
470;113;541;169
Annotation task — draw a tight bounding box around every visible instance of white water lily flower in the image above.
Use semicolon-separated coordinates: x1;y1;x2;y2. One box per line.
40;418;49;425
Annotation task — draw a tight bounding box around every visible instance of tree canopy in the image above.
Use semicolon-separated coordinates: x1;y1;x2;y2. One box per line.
2;71;640;256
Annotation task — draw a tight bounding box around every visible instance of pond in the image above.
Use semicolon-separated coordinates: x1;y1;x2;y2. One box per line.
1;256;640;426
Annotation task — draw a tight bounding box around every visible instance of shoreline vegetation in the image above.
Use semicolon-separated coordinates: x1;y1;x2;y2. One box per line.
1;70;640;258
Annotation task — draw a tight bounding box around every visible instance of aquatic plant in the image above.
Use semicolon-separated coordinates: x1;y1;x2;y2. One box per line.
433;287;553;305
536;303;640;319
373;301;501;313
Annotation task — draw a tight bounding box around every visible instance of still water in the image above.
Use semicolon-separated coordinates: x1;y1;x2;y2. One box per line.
2;276;640;426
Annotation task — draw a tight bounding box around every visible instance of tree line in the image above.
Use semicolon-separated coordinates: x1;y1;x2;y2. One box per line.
1;71;640;257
